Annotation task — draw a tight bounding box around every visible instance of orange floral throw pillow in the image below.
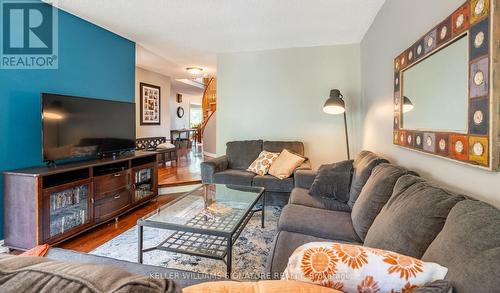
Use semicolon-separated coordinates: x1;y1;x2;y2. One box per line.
20;244;50;257
247;151;280;176
283;242;448;293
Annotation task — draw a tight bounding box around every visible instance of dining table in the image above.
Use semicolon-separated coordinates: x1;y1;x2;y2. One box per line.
170;128;198;143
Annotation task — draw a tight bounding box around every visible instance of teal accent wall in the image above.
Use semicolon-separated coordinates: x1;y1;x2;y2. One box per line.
0;3;136;238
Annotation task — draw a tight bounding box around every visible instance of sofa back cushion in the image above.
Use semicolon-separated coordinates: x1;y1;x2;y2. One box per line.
263;141;304;156
226;140;263;170
348;151;388;208
363;175;464;258
0;254;177;293
351;163;416;241
422;200;500;293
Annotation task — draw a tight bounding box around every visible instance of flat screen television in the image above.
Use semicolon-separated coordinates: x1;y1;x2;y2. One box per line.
42;93;136;162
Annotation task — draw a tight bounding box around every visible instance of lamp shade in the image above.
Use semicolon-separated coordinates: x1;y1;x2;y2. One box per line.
403;96;414;113
323;89;345;115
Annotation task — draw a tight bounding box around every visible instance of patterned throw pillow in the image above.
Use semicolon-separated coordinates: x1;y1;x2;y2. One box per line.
283;242;448;293
247;151;280;176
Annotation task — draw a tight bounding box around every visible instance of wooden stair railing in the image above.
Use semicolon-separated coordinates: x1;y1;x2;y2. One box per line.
197;77;216;143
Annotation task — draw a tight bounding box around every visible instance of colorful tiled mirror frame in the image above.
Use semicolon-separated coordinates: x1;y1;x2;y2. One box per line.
393;0;500;170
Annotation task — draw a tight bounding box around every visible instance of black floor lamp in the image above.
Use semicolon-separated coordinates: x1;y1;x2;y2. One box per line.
323;89;350;160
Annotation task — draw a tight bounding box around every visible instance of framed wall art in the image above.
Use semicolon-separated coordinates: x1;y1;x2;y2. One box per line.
140;82;161;125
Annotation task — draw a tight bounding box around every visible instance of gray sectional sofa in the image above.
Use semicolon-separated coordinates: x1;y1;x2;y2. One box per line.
267;151;500;293
8;149;498;292
201;140;311;205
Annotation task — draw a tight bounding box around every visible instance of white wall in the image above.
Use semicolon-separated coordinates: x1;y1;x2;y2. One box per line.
217;45;361;168
135;67;171;138
360;0;500;208
203;113;217;156
170;92;202;131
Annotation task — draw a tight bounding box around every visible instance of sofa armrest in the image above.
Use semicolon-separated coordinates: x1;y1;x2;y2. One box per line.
201;156;229;183
294;169;317;189
296;159;312;171
44;248;222;289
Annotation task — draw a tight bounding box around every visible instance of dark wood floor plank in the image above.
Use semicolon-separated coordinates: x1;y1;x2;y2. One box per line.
158;145;212;187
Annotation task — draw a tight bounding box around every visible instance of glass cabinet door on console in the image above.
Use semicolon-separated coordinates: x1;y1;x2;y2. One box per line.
132;164;156;203
43;179;92;242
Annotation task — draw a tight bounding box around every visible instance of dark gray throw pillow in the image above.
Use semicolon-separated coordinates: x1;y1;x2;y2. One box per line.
308;160;353;202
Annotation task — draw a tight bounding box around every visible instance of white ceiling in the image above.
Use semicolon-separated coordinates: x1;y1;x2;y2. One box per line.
47;0;385;78
171;79;204;96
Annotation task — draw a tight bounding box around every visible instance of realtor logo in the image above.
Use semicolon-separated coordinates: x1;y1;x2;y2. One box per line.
1;0;58;69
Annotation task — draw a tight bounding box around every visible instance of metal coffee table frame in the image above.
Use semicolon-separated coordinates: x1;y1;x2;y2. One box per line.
137;184;265;277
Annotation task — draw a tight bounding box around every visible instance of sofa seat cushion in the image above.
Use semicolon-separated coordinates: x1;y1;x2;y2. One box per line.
226;140;263;170
252;175;294;193
364;175;464;259
213;169;256;186
422;200;500;293
0;254;178;293
278;204;361;242
348;151;388;208
288;188;351;212
351;163;416;241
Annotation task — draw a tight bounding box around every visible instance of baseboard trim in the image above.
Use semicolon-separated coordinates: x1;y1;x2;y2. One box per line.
203;151;216;157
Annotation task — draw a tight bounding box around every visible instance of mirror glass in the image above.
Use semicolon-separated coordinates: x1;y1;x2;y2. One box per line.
402;36;468;132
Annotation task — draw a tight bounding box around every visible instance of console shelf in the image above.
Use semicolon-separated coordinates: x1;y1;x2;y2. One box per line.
3;151;158;250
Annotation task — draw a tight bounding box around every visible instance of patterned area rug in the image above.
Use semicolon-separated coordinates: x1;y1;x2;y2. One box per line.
90;205;282;280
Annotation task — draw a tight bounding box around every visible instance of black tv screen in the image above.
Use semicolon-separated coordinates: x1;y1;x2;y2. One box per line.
42;93;136;162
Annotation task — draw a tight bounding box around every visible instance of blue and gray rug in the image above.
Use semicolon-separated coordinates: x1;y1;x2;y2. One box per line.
90;205;281;280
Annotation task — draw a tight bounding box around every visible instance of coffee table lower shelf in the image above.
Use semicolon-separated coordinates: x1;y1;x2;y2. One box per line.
138;205;264;277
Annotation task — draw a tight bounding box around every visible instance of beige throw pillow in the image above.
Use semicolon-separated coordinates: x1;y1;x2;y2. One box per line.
268;149;306;180
247;151;280;176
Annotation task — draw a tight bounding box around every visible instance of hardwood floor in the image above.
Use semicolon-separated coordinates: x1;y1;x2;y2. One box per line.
57;194;180;253
158;145;212;187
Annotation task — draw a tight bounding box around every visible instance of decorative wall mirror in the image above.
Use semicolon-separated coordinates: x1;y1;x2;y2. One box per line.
393;0;499;170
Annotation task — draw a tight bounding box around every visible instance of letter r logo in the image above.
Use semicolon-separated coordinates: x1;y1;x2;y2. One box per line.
2;1;53;54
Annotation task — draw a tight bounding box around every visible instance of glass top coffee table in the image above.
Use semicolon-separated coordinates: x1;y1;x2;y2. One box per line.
137;184;265;277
